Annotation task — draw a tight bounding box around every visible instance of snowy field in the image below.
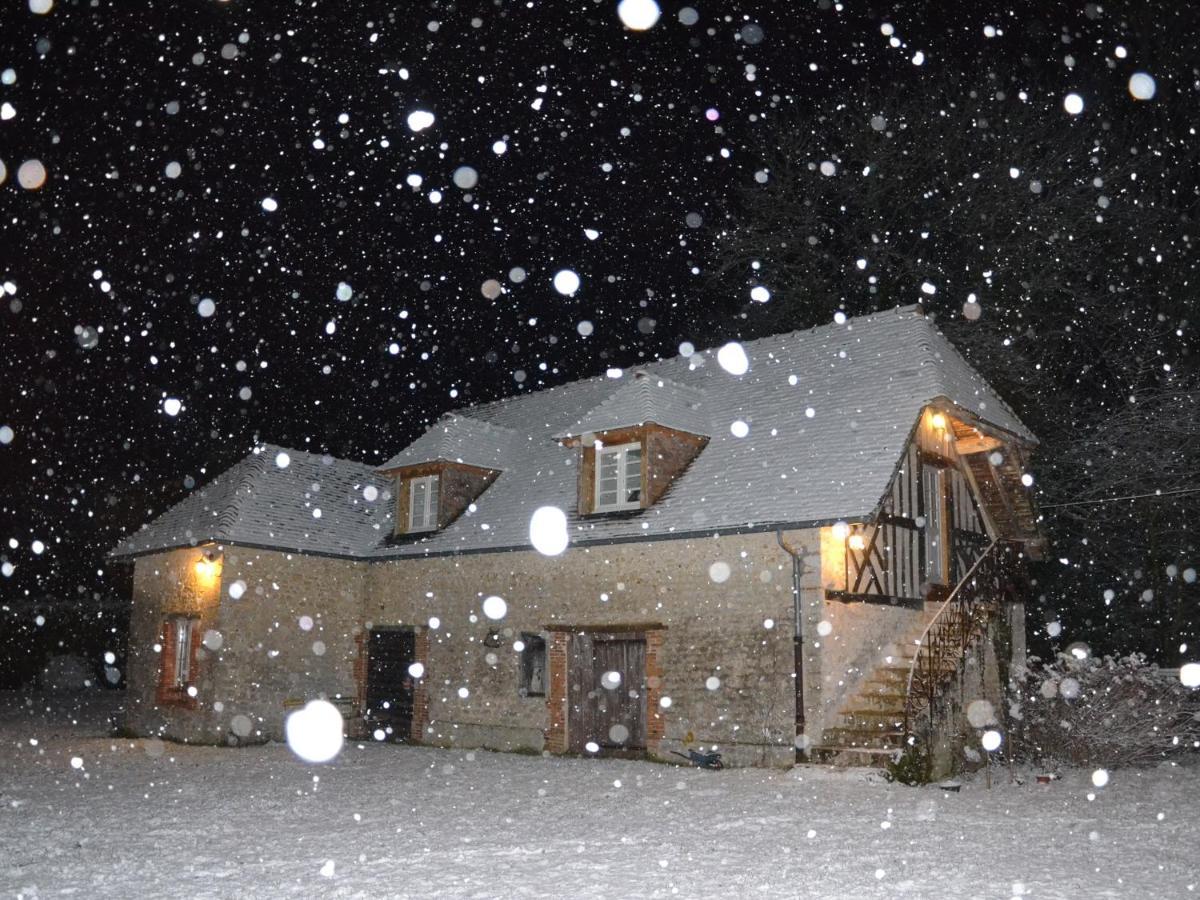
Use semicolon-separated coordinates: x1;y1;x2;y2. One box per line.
1;693;1196;899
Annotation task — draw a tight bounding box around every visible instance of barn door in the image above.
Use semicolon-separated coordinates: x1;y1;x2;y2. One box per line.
567;633;647;753
364;628;415;742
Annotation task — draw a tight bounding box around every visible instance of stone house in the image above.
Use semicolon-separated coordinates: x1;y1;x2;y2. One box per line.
111;306;1043;768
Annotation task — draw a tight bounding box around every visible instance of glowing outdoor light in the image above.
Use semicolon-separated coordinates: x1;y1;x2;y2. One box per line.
848;533;867;551
194;547;221;583
930;412;947;430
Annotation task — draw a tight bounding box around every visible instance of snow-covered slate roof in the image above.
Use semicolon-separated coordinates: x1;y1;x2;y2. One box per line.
373;305;1033;557
378;414;521;472
552;374;710;439
110;444;392;559
112;307;1034;561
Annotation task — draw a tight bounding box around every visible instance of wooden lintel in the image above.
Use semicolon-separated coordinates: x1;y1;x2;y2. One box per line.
824;590;924;609
378;459;498;479
559;421;707;449
545;622;666;634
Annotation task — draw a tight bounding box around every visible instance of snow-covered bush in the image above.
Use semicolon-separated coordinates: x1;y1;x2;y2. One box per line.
1013;653;1200;769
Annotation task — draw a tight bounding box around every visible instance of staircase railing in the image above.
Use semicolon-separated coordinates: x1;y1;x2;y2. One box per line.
902;540;1022;740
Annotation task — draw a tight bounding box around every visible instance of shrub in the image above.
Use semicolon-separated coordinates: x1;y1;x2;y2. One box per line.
884;744;933;785
1013;652;1200;769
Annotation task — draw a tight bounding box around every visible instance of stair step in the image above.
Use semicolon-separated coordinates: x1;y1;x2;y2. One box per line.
805;745;899;767
841;708;905;720
878;663;957;675
850;691;909;709
839;719;904;733
820;728;905;748
857;685;909;696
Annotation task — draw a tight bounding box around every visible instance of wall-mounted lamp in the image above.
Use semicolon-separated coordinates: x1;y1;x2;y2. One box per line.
194;547;221;580
848;533;867;552
930;412;948;430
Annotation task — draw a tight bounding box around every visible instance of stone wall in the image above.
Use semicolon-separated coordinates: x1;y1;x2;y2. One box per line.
210;547;367;743
122;525;960;768
806;524;927;746
124;547;222;741
365;530;816;768
123;545;368;744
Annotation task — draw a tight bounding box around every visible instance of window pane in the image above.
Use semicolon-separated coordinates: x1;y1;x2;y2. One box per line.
175;619;191;685
410;479;428;528
924;468;945;584
599;450;619;479
623;447;641;501
427;477;439;524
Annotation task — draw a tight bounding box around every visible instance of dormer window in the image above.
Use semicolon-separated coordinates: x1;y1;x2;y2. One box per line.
595;442;643;512
552;374;710;517
407;475;440;532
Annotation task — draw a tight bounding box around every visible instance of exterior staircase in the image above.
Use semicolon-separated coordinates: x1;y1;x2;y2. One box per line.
807;616;934;767
807;540;1019;767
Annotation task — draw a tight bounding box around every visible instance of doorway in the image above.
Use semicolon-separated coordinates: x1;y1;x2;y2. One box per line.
567;632;647;754
364;627;416;742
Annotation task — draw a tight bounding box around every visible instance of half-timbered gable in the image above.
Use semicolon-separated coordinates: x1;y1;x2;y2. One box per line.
831;405;1033;607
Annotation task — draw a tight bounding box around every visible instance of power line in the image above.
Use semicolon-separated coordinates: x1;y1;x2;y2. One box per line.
1041;486;1200;510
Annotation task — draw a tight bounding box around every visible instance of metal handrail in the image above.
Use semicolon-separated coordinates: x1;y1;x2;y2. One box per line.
902;539;1013;738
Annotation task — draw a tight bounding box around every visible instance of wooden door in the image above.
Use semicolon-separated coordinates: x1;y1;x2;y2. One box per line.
567;633;647;753
364;628;415;742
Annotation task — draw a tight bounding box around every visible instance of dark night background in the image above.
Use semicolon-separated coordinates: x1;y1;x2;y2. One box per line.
1;0;1197;687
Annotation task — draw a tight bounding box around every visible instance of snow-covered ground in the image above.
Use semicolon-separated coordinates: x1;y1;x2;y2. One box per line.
1;692;1196;899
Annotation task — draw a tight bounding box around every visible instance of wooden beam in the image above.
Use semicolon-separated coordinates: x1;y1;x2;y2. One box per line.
955;434;1003;455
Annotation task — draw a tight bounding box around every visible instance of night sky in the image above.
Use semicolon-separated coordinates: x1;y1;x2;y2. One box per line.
2;1;1195;675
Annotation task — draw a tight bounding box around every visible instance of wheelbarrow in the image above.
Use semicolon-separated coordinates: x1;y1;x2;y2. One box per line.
670;748;724;770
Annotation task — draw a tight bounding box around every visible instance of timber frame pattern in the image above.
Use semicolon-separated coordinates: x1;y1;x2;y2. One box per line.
832;435;991;608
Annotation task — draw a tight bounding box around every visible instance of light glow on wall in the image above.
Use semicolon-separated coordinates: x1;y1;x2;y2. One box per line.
192;548;222;587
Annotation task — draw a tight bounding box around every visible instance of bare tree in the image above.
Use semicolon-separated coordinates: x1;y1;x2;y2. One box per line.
707;67;1200;660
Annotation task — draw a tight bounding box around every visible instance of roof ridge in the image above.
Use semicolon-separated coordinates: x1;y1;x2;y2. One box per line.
691;303;923;363
553;369;711;439
627;370;706;398
436;411;521;436
254;441;382;476
213;449;272;539
449;305;923;422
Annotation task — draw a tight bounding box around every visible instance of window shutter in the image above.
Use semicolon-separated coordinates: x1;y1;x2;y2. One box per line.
158;620;177;693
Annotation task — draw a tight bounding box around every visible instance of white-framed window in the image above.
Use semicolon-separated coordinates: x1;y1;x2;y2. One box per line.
158;619;195;700
595;442;643;512
407;475;440;532
171;619;194;686
923;464;948;585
